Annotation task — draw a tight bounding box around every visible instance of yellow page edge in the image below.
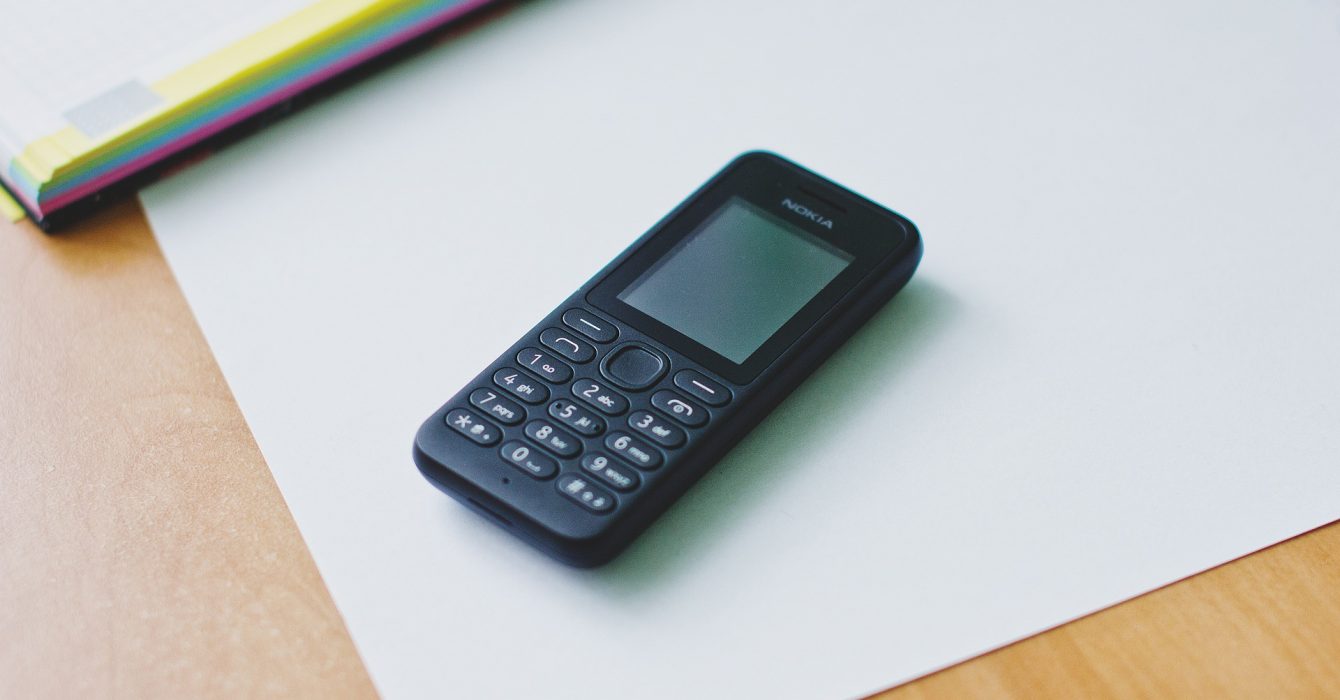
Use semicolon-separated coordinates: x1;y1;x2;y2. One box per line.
13;0;402;185
0;187;25;222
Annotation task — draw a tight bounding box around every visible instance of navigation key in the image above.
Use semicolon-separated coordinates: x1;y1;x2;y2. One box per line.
650;390;706;427
673;369;730;406
562;309;618;343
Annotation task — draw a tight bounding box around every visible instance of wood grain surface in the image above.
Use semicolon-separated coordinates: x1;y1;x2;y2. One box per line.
1;202;375;698
2;202;1337;698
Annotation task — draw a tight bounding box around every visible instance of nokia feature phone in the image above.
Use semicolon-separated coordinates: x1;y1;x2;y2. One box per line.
413;152;923;567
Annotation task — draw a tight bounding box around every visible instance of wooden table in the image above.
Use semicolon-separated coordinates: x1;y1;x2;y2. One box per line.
4;202;1339;697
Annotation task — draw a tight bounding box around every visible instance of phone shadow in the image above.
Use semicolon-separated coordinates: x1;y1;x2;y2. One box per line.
573;277;961;597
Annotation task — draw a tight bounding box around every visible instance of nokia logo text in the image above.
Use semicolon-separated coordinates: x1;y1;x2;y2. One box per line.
781;198;834;228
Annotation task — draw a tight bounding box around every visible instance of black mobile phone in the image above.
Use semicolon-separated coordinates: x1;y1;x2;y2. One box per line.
413;151;922;567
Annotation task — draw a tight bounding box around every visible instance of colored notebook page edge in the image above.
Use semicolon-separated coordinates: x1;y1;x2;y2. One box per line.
0;185;23;222
33;0;492;214
3;0;405;212
5;0;491;219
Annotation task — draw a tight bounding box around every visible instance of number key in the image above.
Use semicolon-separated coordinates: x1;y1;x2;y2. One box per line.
581;453;640;492
516;347;572;383
571;379;629;415
605;431;662;470
469;388;524;425
500;440;557;479
524;420;581;457
628;410;685;448
493;368;548;404
548;399;605;436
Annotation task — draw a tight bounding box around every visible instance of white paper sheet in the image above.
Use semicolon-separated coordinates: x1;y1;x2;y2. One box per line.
141;0;1340;697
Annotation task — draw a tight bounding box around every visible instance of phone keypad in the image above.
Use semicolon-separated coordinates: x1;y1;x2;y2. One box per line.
493;368;549;404
448;307;736;517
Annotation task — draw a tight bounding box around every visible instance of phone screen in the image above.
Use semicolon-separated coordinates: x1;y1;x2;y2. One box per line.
617;197;853;364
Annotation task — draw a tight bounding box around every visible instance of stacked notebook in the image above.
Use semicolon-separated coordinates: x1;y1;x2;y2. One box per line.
0;0;496;229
